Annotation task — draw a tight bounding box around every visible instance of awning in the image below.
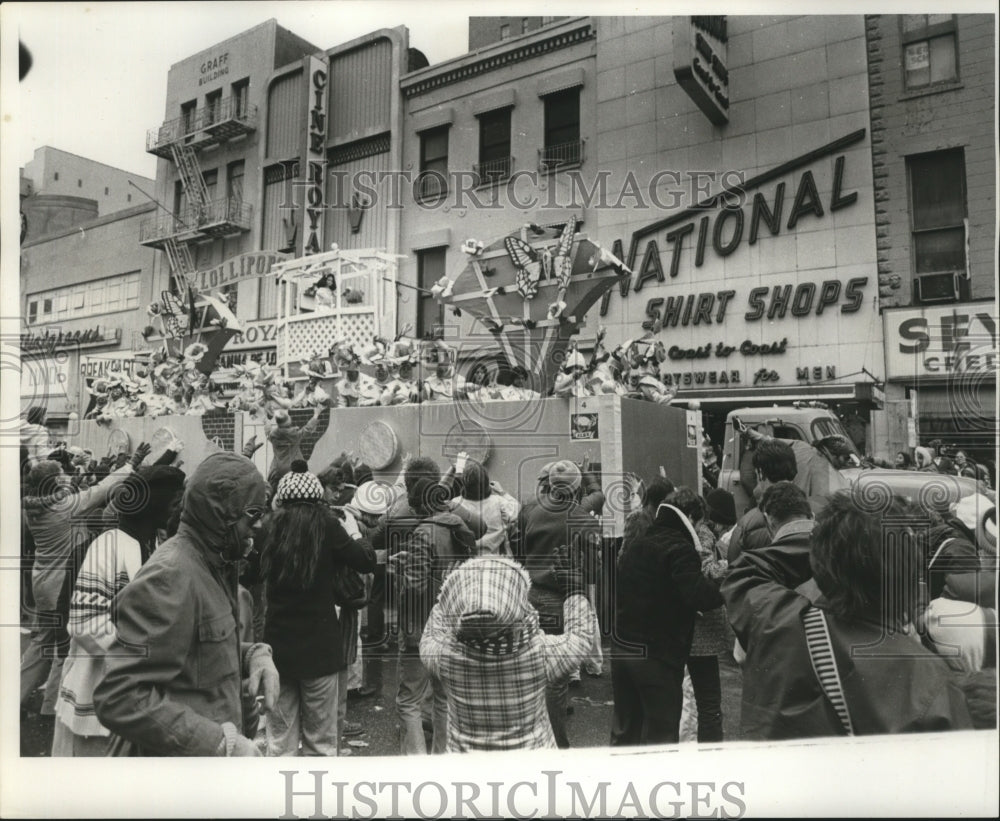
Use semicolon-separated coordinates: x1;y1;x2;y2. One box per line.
673;382;883;408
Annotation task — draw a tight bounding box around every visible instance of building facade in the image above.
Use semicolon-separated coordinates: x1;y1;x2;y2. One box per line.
866;13;996;462
20;201;158;433
397;16;890;454
140;19;412;372
399;17;597;345
21;146;155;225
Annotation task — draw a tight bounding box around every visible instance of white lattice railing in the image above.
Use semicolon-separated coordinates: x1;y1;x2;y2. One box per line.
272;248;402;372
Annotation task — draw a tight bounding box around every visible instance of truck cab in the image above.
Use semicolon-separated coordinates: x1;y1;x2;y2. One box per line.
718;401;861;515
717;401;980;517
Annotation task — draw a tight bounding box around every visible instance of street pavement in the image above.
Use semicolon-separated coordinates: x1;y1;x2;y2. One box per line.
21;639;745;757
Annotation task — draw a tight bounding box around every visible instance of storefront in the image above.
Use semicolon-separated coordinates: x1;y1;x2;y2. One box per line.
20;326;126;436
883;302;998;463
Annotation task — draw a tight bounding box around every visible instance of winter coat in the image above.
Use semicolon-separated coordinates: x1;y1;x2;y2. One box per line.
94;452;270;755
721;523;973;740
393;510;475;647
614;505;723;665
263;512;375;681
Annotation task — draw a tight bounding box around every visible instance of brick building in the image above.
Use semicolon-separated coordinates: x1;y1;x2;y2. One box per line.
866;14;996;461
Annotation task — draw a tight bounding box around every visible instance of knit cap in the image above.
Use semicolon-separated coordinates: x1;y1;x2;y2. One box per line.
275;460;324;504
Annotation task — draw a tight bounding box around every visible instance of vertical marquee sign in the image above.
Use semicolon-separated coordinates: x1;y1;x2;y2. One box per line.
301;55;329;256
673;16;729;126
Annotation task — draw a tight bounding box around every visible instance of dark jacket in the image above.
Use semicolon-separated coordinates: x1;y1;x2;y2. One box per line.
726;507;770;564
94;453;268;756
614;505;723;664
396;510;475;647
721;521;973;740
517;488;603;597
264;513;375;680
371;492;486;555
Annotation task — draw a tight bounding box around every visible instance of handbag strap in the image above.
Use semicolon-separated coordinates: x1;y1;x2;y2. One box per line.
802;605;854;736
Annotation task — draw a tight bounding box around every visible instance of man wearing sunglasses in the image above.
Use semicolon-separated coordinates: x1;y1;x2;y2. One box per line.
95;451;280;756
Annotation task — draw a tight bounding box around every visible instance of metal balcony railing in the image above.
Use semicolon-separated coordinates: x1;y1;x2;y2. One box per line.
146;97;258;157
538;139;584;172
473;156;513;185
139;197;253;247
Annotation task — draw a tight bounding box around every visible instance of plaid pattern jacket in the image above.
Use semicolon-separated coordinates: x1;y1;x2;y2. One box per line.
420;556;593;751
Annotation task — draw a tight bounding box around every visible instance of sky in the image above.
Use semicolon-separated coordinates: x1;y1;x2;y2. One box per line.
9;1;474;178
7;1;994;179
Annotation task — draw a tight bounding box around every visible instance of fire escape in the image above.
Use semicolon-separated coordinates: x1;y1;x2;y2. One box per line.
140;96;257;286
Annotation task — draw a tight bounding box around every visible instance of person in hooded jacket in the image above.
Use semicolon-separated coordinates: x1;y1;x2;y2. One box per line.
93;452;280;756
610;495;724;746
420;550;594;751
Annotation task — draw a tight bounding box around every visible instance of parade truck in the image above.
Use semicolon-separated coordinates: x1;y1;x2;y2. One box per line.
718;401;980;516
75;394;702;539
75;218;704;538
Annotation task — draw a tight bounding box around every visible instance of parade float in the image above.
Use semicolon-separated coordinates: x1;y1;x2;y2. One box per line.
75;221;703;536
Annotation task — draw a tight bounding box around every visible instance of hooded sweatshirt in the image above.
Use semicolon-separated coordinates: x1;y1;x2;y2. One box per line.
94;452;268;755
419;555;593;751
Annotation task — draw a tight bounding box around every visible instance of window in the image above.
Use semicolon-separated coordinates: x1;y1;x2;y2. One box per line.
205;90;222;125
28;272;143;324
54;172;59;181
78;179;82;188
127;194;132;202
104;187;109;195
500;24;510;40
416;248;447;338
227;160;245;202
477;108;512;184
181;100;197;134
417;126;449;201
522;18;530;33
232;78;250;118
907;149;969;302
901;15;958;90
203;169;219;206
542;87;582;169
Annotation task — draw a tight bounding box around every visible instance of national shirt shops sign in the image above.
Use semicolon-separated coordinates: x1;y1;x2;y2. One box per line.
597;130;882;392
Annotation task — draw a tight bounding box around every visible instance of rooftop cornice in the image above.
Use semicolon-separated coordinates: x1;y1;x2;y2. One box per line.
401;18;594;99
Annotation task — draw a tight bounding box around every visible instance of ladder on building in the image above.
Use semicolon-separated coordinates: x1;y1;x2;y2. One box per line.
170;141;209;212
163;236;197;289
